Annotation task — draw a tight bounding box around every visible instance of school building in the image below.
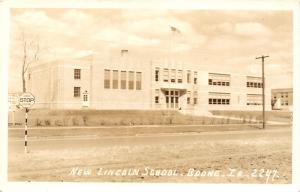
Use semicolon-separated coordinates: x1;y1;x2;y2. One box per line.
26;51;271;114
271;88;293;111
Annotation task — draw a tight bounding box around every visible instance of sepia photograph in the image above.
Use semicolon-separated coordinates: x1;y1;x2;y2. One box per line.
1;0;299;191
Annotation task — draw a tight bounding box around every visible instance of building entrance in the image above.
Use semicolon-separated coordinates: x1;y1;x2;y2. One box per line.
165;90;180;109
82;90;89;107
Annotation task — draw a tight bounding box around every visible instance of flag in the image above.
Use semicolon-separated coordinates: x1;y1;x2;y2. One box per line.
170;26;181;34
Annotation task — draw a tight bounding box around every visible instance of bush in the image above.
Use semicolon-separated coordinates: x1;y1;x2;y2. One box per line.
36;119;42;126
64;117;73;126
45;119;51;126
55;119;64;126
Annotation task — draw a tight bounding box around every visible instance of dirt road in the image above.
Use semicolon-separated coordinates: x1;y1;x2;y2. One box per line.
8;125;292;183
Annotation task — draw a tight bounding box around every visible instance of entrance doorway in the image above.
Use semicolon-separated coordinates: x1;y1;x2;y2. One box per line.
165;90;180;109
82;90;89;107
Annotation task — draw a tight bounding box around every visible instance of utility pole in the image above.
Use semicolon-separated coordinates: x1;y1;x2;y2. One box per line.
256;55;269;129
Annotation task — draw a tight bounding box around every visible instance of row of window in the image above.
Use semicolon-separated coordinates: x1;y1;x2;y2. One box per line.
246;76;262;88
208;92;230;105
155;68;198;84
273;93;289;99
208;79;230;86
104;70;142;90
247;82;263;88
208;73;230;87
75;68;263;90
74;86;264;107
209;98;230;105
246;94;262;105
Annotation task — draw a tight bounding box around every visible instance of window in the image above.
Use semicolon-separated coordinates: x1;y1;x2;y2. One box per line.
128;71;134;90
121;71;126;89
213;98;217;104
187;71;191;83
194;71;198;84
163;69;169;82
246;76;262;88
155;89;159;104
177;70;183;83
165;91;169;104
208;73;230;86
136;72;142;90
208;92;230;105
155;68;159;82
74;87;81;97
112;70;118;89
74;69;81;80
171;69;176;83
247;94;262;105
193;91;198;105
187;91;191;104
104;69;110;89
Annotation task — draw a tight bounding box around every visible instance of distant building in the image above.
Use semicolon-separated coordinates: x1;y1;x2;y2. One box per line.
26;51;272;114
271;88;293;111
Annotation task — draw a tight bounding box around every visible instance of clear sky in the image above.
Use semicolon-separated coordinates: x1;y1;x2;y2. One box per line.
9;8;293;92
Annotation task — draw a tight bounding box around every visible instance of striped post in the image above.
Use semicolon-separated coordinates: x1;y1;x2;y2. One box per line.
25;108;29;153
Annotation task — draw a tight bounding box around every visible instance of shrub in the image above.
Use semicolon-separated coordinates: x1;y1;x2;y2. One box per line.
55;119;63;126
36;119;42;126
64;117;73;126
45;119;51;126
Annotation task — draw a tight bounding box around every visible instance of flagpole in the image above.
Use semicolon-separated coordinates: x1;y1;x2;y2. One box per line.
168;27;172;122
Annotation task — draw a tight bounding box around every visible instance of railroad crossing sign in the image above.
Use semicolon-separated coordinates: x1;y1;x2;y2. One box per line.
19;92;35;108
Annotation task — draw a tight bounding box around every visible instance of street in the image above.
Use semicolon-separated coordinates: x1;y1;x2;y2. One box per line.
8;124;292;183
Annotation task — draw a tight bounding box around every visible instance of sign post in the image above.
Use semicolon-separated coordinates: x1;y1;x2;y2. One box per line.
19;92;35;153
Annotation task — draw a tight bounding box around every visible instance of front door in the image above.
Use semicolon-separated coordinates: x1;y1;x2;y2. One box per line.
82;91;89;107
165;90;179;109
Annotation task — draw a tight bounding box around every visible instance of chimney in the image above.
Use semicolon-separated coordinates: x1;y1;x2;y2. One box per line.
121;49;128;57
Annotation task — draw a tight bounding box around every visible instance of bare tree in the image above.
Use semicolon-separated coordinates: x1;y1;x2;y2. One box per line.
20;30;41;93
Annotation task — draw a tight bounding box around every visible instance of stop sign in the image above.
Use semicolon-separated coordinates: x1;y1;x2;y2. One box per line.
19;92;35;108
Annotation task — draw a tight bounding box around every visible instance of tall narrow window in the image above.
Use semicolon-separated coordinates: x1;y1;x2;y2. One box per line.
193;91;198;105
121;71;126;89
112;70;118;89
104;69;110;89
128;71;134;90
163;68;169;82
74;87;81;97
155;68;159;82
155;89;159;104
74;69;81;79
187;71;191;83
177;70;183;83
187;91;191;104
136;72;142;90
171;69;176;83
194;71;197;84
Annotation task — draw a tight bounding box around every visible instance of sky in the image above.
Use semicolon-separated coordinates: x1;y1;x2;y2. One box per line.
9;8;293;92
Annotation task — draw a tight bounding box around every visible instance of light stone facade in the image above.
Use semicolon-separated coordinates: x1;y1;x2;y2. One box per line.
27;54;272;113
